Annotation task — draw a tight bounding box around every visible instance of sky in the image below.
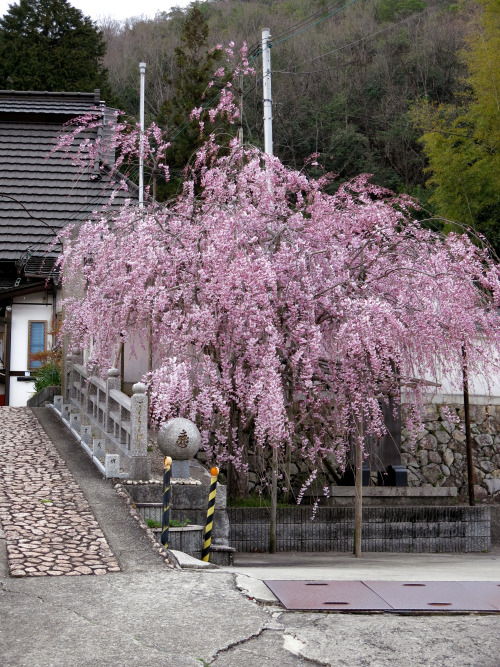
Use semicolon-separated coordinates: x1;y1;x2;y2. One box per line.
0;0;193;22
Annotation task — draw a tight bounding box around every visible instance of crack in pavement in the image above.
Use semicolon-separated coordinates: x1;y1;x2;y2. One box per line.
282;631;332;666
208;624;267;663
209;625;333;666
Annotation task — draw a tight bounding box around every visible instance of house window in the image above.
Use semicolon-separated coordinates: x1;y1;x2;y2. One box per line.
28;321;47;369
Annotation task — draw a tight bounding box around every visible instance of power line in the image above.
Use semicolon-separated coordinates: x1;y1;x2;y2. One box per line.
159;0;389;152
292;0;450;70
270;0;363;48
245;0;350;57
273;58;361;76
267;0;358;46
167;0;363;142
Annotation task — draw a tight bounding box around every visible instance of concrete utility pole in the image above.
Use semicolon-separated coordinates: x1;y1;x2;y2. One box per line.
238;71;244;150
139;62;146;208
262;28;278;551
262;28;273;156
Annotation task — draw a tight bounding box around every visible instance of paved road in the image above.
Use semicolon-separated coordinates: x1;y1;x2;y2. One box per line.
1;407;500;666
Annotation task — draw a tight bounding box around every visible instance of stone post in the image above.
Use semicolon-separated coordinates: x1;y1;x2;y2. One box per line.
93;438;105;459
53;395;63;413
129;382;151;480
130;382;148;456
80;425;92;446
105;453;120;478
66;350;83;401
69;413;81;433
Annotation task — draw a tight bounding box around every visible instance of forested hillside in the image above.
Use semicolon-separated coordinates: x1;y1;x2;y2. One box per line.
101;0;472;197
2;0;494;238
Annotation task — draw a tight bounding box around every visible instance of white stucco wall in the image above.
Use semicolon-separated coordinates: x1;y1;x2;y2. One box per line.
9;293;54;407
124;335;149;384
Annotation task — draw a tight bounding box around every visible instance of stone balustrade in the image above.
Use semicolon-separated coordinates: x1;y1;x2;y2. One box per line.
49;354;150;480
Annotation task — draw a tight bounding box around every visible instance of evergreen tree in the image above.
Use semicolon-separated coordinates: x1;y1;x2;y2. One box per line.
0;0;109;92
157;4;225;199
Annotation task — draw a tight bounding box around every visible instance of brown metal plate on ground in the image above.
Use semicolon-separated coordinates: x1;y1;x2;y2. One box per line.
458;582;500;611
364;581;499;612
264;580;392;611
263;580;500;612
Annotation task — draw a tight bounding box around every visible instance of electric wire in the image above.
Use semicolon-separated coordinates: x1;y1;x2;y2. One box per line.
270;0;363;48
273;58;361;76
245;0;349;58
262;0;357;46
167;0;363;143
278;0;450;73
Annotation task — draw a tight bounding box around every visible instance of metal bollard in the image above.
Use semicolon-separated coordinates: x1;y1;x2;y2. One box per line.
201;466;219;562
161;456;173;549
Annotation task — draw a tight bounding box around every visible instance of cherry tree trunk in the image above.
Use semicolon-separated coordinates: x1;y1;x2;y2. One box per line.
226;406;249;500
269;446;278;553
462;347;475;506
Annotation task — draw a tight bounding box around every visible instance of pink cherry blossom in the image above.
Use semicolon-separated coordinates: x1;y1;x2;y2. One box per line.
55;46;500;486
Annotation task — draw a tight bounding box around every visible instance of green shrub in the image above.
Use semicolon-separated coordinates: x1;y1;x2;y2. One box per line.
33;362;61;393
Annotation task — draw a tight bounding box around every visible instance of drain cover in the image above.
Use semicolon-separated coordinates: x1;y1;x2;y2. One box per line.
459;582;500;611
365;581;499;612
264;580;391;611
263;580;500;612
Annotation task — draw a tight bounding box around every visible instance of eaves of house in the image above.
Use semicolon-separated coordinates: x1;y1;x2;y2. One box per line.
0;89;136;406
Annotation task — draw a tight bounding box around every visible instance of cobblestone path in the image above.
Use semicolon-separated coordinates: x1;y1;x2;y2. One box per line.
0;407;120;577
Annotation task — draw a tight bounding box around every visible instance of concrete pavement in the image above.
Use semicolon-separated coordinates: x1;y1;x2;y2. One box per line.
224;550;500;606
1;407;500;666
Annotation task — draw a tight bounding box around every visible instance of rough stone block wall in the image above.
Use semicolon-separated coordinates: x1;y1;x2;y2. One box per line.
401;401;500;501
198;400;500;501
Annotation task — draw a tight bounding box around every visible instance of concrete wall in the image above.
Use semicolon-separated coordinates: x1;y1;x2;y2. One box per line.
27;385;61;408
228;506;491;553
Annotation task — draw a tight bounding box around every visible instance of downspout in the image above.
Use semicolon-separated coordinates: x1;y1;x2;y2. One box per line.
4;304;12;406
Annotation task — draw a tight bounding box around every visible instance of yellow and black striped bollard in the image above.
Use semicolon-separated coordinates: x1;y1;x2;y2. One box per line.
202;466;219;561
161;456;173;549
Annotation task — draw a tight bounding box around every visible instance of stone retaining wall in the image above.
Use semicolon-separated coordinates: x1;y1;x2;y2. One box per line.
202;396;500;502
401;398;500;502
228;506;491;553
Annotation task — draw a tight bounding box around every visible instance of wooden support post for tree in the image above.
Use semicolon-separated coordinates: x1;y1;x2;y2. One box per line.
269;445;278;554
354;431;363;558
283;442;291;505
462;346;475;506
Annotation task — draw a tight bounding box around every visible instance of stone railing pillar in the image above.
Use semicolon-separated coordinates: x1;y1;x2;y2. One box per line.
105;368;120;433
66;350;83;402
65;353;73;401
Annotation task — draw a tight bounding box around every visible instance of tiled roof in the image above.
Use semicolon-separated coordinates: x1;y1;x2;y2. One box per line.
0;89;100;116
0;91;134;263
0;278;17;291
24;255;59;278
